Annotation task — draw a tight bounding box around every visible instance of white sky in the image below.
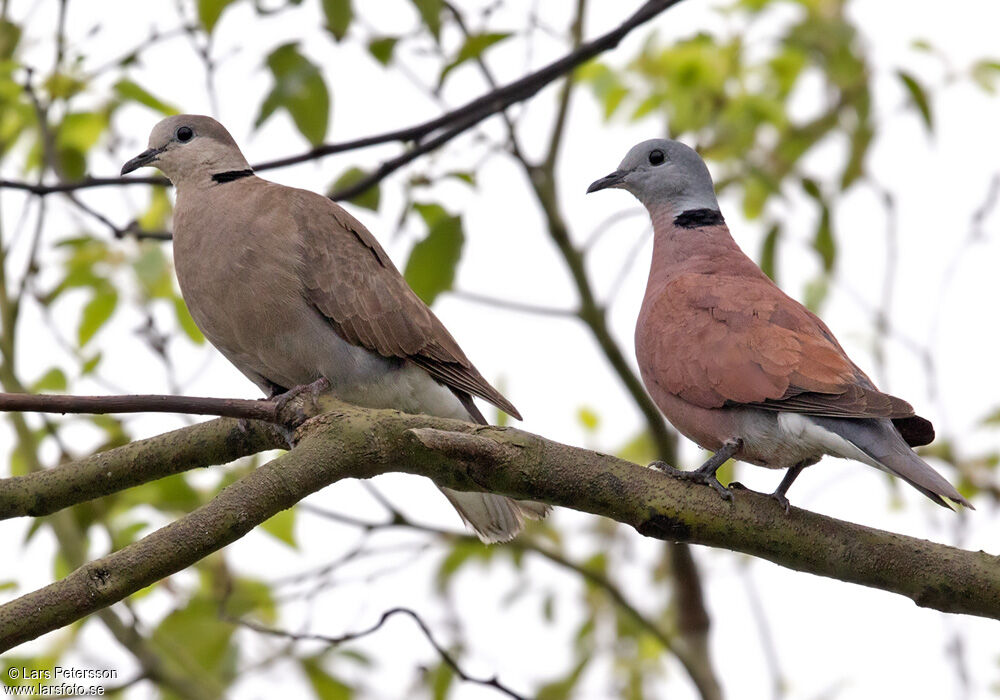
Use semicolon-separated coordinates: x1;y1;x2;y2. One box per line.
2;1;999;698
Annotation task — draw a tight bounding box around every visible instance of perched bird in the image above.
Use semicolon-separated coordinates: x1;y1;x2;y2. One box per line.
587;139;971;511
121;115;548;541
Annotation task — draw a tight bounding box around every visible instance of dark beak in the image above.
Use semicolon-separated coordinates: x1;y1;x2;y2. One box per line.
120;146;165;175
586;170;626;194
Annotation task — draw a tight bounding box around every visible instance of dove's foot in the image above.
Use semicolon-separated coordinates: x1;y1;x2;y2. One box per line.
769;463;805;515
272;377;332;429
649;439;742;502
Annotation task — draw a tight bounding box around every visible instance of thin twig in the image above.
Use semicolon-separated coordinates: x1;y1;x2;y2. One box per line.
0;0;684;198
450;290;577;318
230;608;528;699
0;391;278;422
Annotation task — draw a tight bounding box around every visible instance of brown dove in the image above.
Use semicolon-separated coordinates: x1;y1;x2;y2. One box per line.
588;138;971;511
121;115;548;541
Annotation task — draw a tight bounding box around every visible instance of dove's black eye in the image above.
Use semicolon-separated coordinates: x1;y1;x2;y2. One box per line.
648;149;665;165
175;126;194;142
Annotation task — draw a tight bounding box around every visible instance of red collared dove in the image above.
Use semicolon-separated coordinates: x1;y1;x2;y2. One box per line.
121;115;548;541
588;138;971;511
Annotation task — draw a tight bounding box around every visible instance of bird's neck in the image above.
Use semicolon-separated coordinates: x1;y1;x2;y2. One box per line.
645;203;742;287
169;151;253;192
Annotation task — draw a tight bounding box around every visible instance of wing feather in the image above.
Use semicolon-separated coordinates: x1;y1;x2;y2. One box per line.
637;271;924;426
293;190;521;419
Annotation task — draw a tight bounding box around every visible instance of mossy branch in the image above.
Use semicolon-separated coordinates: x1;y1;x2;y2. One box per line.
0;401;996;651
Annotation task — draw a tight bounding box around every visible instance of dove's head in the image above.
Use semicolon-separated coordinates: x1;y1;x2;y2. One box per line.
587;138;718;214
121;114;250;185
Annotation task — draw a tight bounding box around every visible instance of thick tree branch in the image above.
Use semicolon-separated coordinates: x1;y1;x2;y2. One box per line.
0;416;282;520
1;402;996;651
0;0;683;199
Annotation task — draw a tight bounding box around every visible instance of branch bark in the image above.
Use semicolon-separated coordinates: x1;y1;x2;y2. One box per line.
1;401;996;651
0;416;282;520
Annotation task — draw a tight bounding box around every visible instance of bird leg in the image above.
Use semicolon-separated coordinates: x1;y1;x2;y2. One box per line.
650;439;742;501
271;377;332;431
770;463;805;514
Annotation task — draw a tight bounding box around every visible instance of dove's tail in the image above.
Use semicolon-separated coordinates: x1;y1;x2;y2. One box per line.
811;416;972;509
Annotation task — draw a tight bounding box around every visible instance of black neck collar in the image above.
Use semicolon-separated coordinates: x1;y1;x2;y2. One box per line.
673;208;724;229
211;169;254;184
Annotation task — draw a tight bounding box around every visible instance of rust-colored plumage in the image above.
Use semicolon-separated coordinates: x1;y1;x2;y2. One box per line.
637;230;930;444
590;137;967;509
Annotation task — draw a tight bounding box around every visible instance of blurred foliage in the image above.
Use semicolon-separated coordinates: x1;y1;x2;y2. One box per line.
0;0;996;698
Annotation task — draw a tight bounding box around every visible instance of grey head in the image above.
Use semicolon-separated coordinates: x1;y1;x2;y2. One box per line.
120;114;251;185
587;138;719;214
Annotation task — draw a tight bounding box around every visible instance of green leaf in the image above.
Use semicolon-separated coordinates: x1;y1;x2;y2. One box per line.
302;656;353;700
44;72;86;100
30;367;67;393
741;173;770;219
803;275;829;312
81;353;101;375
577;407;599;433
577;62;628;120
198;0;238;34
322;0;353;41
367;37;398;66
139;187;173;231
812;206;835;272
413;202;448;227
133;244;173;299
410;0;442;41
971;60;1000;94
119;473;201;513
0;20;21;60
615;430;656;465
428;661;454;700
224;577;277;624
404;209;464;305
56;111;107;179
173;296;206;344
110;521;148;550
841;119;873;189
800;177;822;201
331;166;380;210
153;597;236;684
440;32;511;84
261;507;297;548
114;79;179;115
256;43;330;145
896;70;933;134
77;286;118;347
444;171;475;187
759;224;780;281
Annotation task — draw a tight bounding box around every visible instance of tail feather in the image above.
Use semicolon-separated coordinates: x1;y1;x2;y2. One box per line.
440;389;551;542
440;488;549;543
812;416;972;509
